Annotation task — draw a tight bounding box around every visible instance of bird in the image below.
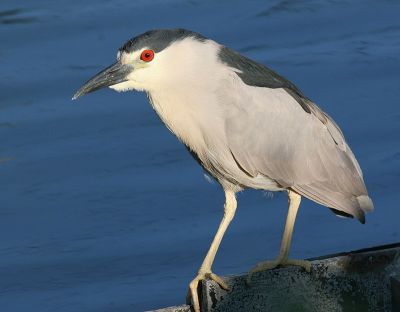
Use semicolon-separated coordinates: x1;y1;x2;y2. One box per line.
73;28;374;312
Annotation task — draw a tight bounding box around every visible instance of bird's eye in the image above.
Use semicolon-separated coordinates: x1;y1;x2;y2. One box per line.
140;49;154;62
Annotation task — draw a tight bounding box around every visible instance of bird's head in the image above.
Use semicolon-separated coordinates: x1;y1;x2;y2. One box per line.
73;29;222;99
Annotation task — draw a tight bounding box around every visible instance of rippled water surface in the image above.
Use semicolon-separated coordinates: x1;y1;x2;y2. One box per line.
1;0;399;311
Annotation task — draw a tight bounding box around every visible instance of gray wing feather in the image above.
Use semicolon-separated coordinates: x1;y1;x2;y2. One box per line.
225;87;373;223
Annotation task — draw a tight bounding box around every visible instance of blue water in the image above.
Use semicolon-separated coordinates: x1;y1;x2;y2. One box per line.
0;0;399;311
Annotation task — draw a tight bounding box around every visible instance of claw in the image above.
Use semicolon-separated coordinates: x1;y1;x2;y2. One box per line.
186;271;229;312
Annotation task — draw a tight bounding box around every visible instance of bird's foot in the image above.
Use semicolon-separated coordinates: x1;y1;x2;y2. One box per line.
247;258;311;284
186;271;229;312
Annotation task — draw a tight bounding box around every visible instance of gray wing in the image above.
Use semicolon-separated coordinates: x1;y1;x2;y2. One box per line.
222;88;373;223
226;91;373;222
219;47;373;222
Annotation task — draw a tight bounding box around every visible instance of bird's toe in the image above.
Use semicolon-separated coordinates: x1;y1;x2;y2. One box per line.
246;260;280;284
247;258;311;284
186;271;229;312
284;259;312;272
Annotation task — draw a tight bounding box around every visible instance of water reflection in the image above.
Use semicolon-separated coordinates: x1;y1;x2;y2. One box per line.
0;8;37;25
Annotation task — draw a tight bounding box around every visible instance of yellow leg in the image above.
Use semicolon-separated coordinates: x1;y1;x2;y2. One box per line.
247;190;311;284
186;190;237;312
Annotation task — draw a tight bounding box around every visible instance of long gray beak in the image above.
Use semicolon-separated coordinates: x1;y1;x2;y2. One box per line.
72;62;132;100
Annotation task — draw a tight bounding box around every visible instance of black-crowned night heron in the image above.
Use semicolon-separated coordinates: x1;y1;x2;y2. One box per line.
73;29;374;312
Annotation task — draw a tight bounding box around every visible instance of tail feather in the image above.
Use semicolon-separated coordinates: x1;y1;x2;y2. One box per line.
293;184;372;224
357;195;374;213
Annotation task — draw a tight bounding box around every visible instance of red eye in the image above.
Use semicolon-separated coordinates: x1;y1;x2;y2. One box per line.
140;49;154;62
